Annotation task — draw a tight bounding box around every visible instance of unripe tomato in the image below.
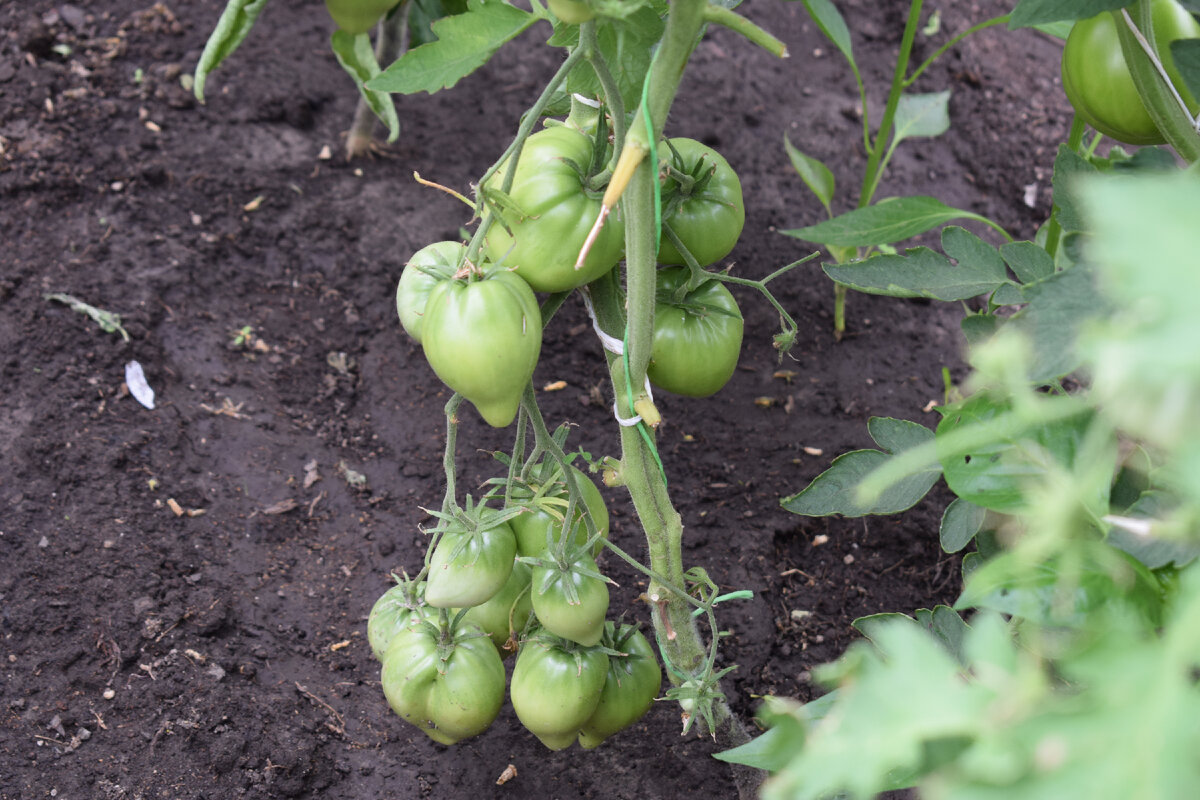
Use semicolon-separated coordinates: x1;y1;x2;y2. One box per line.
510;631;609;750
483;126;624;293
395;241;461;344
380;621;505;745
367;580;429;661
509;466;609;558
1061;0;1200;145
657;138;744;267
425;508;517;609
578;623;662;748
460;558;533;657
530;551;610;646
422;267;541;428
324;0;401;35
547;0;594;24
647;267;744;398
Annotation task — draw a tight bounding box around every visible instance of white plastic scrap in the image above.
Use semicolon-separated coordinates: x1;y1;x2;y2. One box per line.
125;361;156;409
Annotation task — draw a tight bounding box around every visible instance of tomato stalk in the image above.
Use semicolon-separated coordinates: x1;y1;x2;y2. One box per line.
346;5;408;159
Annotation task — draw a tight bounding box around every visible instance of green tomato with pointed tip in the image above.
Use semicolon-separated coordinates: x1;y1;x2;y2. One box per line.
324;0;401;35
530;551;609;646
424;509;517;609
422;267;542;427
510;632;609;750
578;623;661;748
380;622;504;745
510;466;609;558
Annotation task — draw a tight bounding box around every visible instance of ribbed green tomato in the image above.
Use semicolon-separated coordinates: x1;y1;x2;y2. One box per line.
510;466;609;558
483;126;624;293
510;631;609;750
324;0;401;35
424;509;517;609
657;138;744;267
395;241;461;343
380;622;504;745
530;551;609;646
578;623;661;748
460;558;533;657
1061;0;1200;145
647;267;744;397
367;580;429;661
422;268;541;428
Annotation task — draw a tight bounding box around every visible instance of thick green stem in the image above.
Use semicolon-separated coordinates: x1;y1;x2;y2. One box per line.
859;0;924;208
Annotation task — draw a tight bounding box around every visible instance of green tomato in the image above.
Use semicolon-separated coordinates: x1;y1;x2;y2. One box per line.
578;623;662;748
1061;0;1200;145
395;241;461;343
367;580;429;661
380;621;505;745
647;267;744;398
657;138;744;267
483;126;624;293
324;0;401;35
530;551;610;647
510;466;609;558
425;509;517;609
460;558;533;657
422;267;541;428
547;0;594;24
510;631;609;750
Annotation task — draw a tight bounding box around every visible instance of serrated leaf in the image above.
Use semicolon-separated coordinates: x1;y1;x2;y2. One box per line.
782;418;939;517
331;31;400;143
892;91;951;144
1007;264;1104;382
562;8;663;112
823;226;1012;301
1051;144;1098;233
784;134;835;216
1009;0;1128;28
783;196;996;248
368;0;534;95
193;0;270;102
940;497;987;553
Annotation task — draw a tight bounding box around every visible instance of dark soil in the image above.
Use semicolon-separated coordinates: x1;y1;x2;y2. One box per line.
0;1;1067;798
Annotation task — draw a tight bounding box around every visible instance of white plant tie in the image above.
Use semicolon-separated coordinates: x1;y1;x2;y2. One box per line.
580;287;657;427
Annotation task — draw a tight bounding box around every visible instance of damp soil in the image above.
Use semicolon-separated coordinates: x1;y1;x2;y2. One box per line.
0;2;1068;798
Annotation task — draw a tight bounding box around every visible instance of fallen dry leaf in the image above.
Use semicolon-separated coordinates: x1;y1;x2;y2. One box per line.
262;498;298;515
496;764;518;785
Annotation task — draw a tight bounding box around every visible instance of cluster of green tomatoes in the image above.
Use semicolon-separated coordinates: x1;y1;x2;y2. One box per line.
394;123;748;428
367;458;661;748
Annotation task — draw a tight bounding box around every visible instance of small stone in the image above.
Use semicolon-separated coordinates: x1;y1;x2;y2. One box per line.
102;689;115;700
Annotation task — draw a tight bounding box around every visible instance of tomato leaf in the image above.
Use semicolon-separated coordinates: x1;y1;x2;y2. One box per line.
331;31;400;143
1008;0;1129;28
553;7;665;112
891;91;951;144
1169;39;1200;101
1051;144;1098;233
782;417;939;517
821;226;1013;301
999;240;1054;285
193;0;271;102
783;134;835;216
368;0;535;95
784;196;998;248
939;497;987;554
1006;265;1104;382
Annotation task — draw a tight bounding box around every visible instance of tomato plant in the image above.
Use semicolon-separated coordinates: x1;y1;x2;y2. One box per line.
395;241;460;343
658;138;745;267
510;630;610;750
1061;0;1200;145
424;506;517;609
324;0;402;35
647;267;744;398
380;619;505;745
421;267;541;428
578;622;662;748
482;126;624;293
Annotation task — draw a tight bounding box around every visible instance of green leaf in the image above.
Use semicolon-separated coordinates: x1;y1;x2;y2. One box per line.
782;418;939;517
1107;491;1200;568
1006;265;1104;382
408;0;471;48
193;0;271;102
961;313;1000;349
713;714;806;771
800;0;855;69
892;91;951;144
1008;0;1129;28
1032;20;1075;38
784;196;997;248
999;240;1054;285
1051;144;1098;233
822;226;1012;301
368;0;534;95
940;497;987;554
854;607;970;666
561;8;664;113
783;134;835;216
331;31;400;143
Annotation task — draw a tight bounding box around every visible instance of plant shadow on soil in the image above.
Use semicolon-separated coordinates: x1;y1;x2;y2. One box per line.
0;1;1067;797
